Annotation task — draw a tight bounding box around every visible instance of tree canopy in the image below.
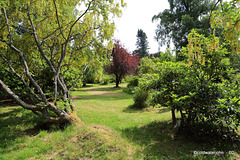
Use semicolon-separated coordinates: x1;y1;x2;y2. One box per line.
0;0;124;124
105;40;139;87
133;29;149;58
152;0;219;60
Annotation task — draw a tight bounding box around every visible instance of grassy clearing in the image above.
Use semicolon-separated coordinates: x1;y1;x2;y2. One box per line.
0;83;239;159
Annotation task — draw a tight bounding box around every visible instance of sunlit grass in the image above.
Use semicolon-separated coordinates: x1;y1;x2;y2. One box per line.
0;83;239;159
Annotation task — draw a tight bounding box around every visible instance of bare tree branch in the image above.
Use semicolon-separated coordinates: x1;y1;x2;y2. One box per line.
2;7;12;44
0;79;42;111
66;0;94;43
27;8;57;73
53;0;67;40
0;53;42;102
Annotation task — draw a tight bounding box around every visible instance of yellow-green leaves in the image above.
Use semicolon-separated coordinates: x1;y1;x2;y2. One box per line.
211;0;240;55
187;30;220;66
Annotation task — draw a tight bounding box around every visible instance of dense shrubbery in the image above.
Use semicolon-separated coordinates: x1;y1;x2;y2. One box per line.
0;67;55;100
131;74;159;109
0;68;28;99
127;30;240;135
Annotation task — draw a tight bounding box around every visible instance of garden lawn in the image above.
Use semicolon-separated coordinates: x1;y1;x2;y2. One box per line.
0;83;239;160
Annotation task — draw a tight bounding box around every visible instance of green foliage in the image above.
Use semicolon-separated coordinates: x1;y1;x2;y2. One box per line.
139;57;156;75
131;87;149;109
158;48;174;62
123;76;139;94
179;30;240;132
152;0;219;60
100;74;115;85
133;29;149;58
83;60;105;85
132;28;240;133
0;0;124;96
0;68;29;99
131;74;159;109
229;53;240;72
126;76;139;88
148;62;188;108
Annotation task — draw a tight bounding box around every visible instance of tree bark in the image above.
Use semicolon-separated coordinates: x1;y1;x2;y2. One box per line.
0;79;83;125
171;109;176;125
115;75;120;87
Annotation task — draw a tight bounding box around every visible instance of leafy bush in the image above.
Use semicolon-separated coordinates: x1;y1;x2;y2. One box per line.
0;68;28;99
123;76;139;94
177;30;240;133
131;87;149;109
131;74;159;109
139;57;156;75
126;76;139;88
101;74;115;85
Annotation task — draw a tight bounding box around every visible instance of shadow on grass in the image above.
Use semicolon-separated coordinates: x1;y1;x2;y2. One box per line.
123;105;171;114
86;86;125;92
0;99;18;107
0;107;47;154
121;120;239;159
158;107;171;114
122;105;146;113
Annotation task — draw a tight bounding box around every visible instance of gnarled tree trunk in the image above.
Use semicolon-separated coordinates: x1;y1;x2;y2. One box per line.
0;79;83;125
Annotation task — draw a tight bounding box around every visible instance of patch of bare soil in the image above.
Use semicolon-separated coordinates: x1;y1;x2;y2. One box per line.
71;95;90;99
88;90;122;96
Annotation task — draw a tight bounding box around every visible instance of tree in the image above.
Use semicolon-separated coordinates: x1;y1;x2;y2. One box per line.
0;0;124;125
152;0;219;60
149;62;188;125
133;29;149;58
178;29;240;132
105;40;140;87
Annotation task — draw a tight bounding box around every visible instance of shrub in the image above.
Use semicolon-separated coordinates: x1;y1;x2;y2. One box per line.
127;76;139;88
131;87;149;109
139;57;156;75
131;74;159;109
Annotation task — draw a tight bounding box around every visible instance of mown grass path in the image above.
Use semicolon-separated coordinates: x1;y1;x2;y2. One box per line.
72;83;240;160
0;83;239;160
72;84;172;131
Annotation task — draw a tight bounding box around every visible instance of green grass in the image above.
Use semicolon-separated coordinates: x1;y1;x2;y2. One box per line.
0;83;239;159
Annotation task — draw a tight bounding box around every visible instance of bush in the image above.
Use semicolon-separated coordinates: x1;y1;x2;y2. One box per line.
127;76;139;88
123;76;139;94
139;57;156;75
130;74;159;109
131;87;149;109
123;87;134;94
100;74;115;85
0;68;29;100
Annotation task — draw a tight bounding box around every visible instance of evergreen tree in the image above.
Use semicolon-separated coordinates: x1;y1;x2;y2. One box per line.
134;29;149;58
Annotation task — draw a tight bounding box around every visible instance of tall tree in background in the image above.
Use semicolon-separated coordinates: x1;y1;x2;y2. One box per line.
0;0;124;124
133;29;149;58
152;0;220;61
105;40;140;87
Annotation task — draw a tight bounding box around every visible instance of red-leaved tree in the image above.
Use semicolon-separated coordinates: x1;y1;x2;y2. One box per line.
105;40;140;87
